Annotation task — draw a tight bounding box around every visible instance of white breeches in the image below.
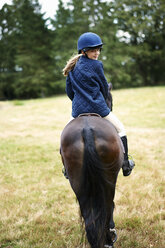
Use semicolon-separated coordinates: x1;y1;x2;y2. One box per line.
104;112;126;137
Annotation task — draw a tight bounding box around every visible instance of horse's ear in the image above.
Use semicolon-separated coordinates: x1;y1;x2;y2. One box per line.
106;82;113;111
108;82;113;91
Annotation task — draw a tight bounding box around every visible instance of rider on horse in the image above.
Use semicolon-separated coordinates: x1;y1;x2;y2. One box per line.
63;32;135;177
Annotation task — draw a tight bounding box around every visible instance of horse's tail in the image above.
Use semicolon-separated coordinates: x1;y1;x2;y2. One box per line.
77;127;113;248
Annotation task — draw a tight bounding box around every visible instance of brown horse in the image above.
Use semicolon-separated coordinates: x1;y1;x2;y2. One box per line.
60;113;124;248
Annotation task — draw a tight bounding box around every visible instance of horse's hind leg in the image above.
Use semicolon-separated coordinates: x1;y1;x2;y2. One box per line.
109;201;115;229
104;202;117;247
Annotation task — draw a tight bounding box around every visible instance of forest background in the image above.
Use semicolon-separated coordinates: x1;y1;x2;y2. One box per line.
0;0;165;100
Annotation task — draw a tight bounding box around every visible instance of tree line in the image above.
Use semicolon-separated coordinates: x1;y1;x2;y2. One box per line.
0;0;164;99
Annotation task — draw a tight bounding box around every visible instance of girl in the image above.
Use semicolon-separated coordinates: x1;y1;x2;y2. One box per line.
63;32;135;177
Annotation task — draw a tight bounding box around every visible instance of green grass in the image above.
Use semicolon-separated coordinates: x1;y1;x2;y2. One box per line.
0;87;165;248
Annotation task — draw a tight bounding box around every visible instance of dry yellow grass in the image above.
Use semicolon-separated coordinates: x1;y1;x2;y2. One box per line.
0;87;165;248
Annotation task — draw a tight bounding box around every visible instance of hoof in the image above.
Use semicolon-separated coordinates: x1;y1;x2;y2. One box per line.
109;228;117;243
104;228;117;248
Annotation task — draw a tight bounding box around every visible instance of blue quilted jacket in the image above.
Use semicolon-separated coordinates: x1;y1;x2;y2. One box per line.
66;55;110;118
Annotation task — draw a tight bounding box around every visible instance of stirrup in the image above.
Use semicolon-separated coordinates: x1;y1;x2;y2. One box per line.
128;155;135;168
122;155;135;176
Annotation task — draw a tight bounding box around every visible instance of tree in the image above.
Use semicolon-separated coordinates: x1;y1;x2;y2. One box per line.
0;4;17;99
51;0;90;92
114;0;165;86
1;0;164;99
13;0;56;98
51;0;145;90
0;0;56;99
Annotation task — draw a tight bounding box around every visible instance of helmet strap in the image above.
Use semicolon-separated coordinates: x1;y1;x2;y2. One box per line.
82;49;89;58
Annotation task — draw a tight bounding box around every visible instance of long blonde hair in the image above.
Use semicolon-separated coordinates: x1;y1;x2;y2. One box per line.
63;54;82;76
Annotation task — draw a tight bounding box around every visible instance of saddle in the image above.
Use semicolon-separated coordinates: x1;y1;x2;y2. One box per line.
78;113;101;118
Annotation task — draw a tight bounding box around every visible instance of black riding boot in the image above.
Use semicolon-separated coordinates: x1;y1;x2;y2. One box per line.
121;136;135;176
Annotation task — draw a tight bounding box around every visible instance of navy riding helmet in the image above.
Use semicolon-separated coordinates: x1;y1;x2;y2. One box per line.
77;32;103;54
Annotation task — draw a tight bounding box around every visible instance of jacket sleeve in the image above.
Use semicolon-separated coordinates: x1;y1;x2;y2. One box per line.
96;62;108;100
66;74;74;100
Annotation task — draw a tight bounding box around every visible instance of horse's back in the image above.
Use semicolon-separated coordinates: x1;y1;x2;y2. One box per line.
61;116;119;145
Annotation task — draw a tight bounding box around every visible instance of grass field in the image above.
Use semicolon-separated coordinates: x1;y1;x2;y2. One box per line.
0;86;165;248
